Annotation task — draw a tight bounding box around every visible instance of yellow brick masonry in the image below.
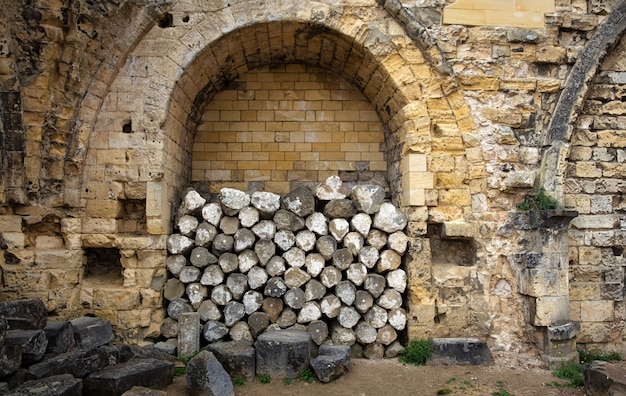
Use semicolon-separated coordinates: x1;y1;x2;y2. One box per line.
444;0;556;29
192;64;386;193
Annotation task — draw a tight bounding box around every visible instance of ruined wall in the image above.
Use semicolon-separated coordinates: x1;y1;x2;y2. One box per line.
0;0;625;362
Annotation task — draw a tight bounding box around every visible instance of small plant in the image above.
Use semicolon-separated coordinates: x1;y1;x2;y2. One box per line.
579;349;623;364
232;377;246;387
173;366;187;377
259;373;271;384
399;339;432;366
283;377;292;385
445;377;457;384
299;368;316;383
437;388;453;395
516;188;559;211
492;381;513;396
552;362;584;387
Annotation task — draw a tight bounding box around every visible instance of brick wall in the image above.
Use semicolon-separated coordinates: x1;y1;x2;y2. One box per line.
192;64;386;194
444;0;555;28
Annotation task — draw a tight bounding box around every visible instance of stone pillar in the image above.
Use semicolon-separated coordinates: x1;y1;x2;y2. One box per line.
511;209;579;368
178;312;200;358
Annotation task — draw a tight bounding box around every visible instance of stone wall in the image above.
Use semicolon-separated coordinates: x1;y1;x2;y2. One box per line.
0;0;625;362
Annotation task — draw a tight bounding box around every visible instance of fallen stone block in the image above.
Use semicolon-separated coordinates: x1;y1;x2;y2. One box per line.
70;316;114;349
0;299;47;330
207;340;255;380
255;329;311;380
83;358;174;396
429;338;492;365
186;350;234;396
310;344;351;383
121;386;168;396
0;318;8;345
6;374;82;396
0;345;22;377
128;345;177;362
584;360;626;396
99;344;134;364
28;348;110;379
43;321;75;355
4;330;48;364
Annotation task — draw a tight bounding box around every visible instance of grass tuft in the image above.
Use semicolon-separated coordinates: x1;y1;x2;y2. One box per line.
516;188;559;211
399;339;432;366
552;362;584;387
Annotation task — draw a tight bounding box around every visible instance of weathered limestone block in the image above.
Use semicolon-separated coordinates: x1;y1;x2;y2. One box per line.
177;215;199;237
178;312;200;358
430;338;492;365
351;213;372;236
202;203;223;227
28;348;109;379
84;358;174;396
187;350;235;396
0;299;47;330
178;190;206;216
43;321;75;355
10;374;82;396
4;330;48;364
373;203;407;233
238;207;260;228
306;212;329;236
255;330;311;380
316;175;349;200
584;360;626;396
207;340;256;381
203;321;229;343
251;191;281;218
195;222;218;247
376;324;397;345
377;289;403;310
351;185;385;214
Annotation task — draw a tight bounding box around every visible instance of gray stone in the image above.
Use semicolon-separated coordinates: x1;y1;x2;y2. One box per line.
219;216;240;235
218;252;239;273
226;273;249;300
4;330;48;364
284;288;305;310
305;253;325;278
282;186;316;217
343;232;364;256
387;269;407;293
306;212;329;236
385;341;405;358
195;222;218;248
211;285;232;306
584;360;626;396
277;308;298;328
83;358;174;396
189;247;217;268
307;320;329;346
248;312;269;337
316;175;348;200
0;344;21;377
282;247;306;268
336;281;357;306
154;341;177;356
266;256;286;277
284;267;310;289
203;321;229;343
251;191;281;218
160;318;178;338
186;283;208;308
166;234;195;255
388;231;409;255
238;206;260;228
262;297;284;323
9;374;82;396
166;298;193;320
364;274;386;298
247;266;268;290
254;239;276;266
430;338;492;365
255;330;312;380
377;289;403;310
179;266;201;283
310;344;350;382
251;220;276;240
304;279;326;301
297;301;322;323
354;290;374;314
365;305;388;328
224;301;246;327
177;215;199;237
122;387;167;396
331;324;356;346
273;209;306;232
27;348;109;379
347;263;368;286
187;350;235;396
320;294;341;318
376;324;397;345
355;322;378;344
363;342;385;359
320;266;341;288
264;277;287;298
207;341;256;381
358;246;379;269
324;199;356;219
351;184;385;214
178;190;206;216
163;278;185;300
376;250;401;272
212;234;234;255
388;308;407;331
0;299;47;330
332;248;353;270
367;229;387;250
198;300;222;322
337;306;360;329
229;322;253;343
315;235;336;260
242;290;263;315
219;188;251;216
274;230;296;251
201;203;223;227
351;213;372;236
165;255;186;276
295;230;317;252
178;312;200;358
200;265;224;287
44;321;75;355
71;317;114;350
328;219;350;242
234;228;255;252
373;203;407;233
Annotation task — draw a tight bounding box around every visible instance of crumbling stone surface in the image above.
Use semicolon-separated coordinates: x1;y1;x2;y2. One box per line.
7;374;82;396
83;358;174;396
0;300;47;331
584;361;626;396
255;329;311;380
186;350;234;396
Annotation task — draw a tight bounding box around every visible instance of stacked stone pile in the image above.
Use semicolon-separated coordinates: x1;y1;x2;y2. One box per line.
0;299;175;395
164;176;409;358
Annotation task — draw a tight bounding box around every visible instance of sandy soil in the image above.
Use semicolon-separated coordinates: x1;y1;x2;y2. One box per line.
164;358;586;396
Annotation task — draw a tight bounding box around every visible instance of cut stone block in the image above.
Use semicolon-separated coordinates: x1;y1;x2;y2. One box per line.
310;344;351;383
121;386;168;396
178;312;200;358
8;374;82;396
0;317;7;345
255;329;311;379
0;344;22;377
83;358;174;396
429;338;492;365
207;341;256;381
186;350;234;396
584;360;626;396
44;321;75;355
0;299;47;330
4;330;48;364
28;347;109;379
71;316;114;349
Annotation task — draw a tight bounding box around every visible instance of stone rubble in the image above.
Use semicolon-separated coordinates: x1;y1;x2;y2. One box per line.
165;177;409;356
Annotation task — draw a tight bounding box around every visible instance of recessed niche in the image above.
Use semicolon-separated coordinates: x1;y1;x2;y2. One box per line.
83;247;122;284
427;224;476;267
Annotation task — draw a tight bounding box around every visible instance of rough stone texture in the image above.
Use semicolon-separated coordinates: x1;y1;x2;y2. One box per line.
429;338;492;365
0;299;47;330
207;341;256;381
8;374;82;396
255;330;311;380
186;352;233;396
311;344;351;383
83;359;174;396
282;187;316;217
584;360;626;396
219;188;251;216
0;344;22;377
27;348;109;379
5;330;48;364
43;321;75;355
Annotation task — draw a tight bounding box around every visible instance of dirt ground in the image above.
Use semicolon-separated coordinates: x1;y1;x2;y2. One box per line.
164;358;587;396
